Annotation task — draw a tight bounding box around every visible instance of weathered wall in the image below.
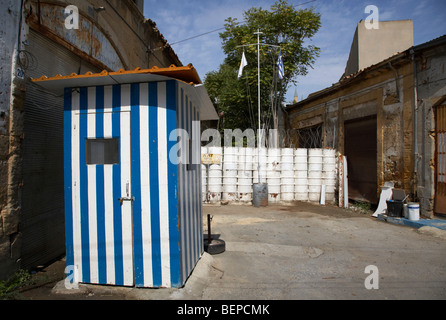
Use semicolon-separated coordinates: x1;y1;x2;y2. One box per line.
415;43;446;217
0;0;28;280
25;0;181;72
288;57;416;208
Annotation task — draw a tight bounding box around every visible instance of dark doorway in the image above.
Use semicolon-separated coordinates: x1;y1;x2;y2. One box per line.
344;116;378;204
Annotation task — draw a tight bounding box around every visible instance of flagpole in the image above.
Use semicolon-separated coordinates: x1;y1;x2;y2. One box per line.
254;29;262;183
236;31;281;186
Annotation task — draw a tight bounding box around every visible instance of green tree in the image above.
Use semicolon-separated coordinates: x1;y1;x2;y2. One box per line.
205;0;321;141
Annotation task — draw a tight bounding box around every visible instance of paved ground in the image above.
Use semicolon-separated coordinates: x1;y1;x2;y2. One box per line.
14;202;446;300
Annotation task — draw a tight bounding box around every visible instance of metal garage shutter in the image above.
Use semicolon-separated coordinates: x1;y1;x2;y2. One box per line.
21;30;100;269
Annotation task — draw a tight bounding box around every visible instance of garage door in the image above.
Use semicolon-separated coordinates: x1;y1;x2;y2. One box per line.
435;104;446;215
21;30;100;269
344;116;378;204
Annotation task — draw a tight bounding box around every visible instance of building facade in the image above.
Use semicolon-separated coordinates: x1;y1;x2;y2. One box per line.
287;36;446;218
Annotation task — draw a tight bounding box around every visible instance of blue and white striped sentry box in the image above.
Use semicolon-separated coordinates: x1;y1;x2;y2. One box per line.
34;67;217;288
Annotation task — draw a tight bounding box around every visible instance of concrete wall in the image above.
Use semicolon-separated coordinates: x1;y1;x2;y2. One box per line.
345;20;413;77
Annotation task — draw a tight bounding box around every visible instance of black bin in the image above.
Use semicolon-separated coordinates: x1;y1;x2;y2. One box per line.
386;200;403;217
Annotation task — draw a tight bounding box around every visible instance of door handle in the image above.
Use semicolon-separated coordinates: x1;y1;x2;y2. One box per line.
119;196;134;205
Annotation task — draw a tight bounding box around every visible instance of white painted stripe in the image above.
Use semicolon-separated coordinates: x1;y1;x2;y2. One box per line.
120;84;134;286
103;86;115;285
157;82;171;287
139;83;153;287
71;91;82;283
178;88;187;283
87;89;99;283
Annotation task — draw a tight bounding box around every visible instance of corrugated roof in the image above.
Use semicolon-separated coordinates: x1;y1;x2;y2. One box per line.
32;63;202;87
31;64;219;121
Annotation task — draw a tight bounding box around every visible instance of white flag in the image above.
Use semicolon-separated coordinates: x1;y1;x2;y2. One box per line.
238;51;248;79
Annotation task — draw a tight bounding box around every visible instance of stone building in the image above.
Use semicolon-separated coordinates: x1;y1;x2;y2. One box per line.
0;0;183;280
286;31;446;218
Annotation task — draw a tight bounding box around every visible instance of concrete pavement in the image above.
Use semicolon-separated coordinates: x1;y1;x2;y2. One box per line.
21;202;446;300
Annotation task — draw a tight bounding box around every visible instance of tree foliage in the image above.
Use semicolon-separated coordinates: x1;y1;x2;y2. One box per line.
204;0;321;134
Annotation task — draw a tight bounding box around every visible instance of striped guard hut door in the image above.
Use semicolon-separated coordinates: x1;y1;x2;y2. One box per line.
65;82;182;288
66;85;134;286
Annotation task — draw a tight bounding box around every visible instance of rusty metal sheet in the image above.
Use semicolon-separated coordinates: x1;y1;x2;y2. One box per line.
37;3;124;71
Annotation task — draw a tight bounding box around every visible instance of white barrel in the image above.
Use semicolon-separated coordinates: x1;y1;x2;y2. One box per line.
238;170;252;178
223;147;238;170
308;162;323;171
294;162;307;171
237;147;245;170
295;170;308;179
408;202;420;221
223;149;237;201
308;177;321;203
223;169;237;178
268;177;281;203
323;148;336;157
223;147;237;163
322;165;337;176
281;148;294;171
268;148;281;171
267;170;281;178
281;177;294;185
294;173;308;201
207;147;222;203
243;147;255;171
294;148;308;157
308;170;322;179
294;148;307;170
309;149;323;158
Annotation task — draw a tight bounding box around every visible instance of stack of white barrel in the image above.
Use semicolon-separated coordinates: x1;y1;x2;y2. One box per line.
222;147;238;201
267;148;281;203
294;148;308;201
280;148;295;202
207;146;222;203
238;147;254;203
322;149;337;203
308;149;323;202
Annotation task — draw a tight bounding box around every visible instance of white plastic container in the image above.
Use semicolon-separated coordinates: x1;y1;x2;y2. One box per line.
408;202;420;221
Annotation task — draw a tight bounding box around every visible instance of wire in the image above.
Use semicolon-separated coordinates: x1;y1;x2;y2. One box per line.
153;0;318;49
102;0;166;66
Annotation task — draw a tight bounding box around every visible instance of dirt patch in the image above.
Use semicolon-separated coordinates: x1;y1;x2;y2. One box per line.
276;202;374;219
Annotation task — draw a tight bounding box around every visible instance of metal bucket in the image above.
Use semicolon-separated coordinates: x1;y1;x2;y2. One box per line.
253;183;268;207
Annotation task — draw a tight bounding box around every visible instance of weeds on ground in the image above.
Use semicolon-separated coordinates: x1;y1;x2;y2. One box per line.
349;200;375;214
0;269;33;300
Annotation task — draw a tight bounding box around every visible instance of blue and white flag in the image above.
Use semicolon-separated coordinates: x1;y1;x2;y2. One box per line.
277;50;284;80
